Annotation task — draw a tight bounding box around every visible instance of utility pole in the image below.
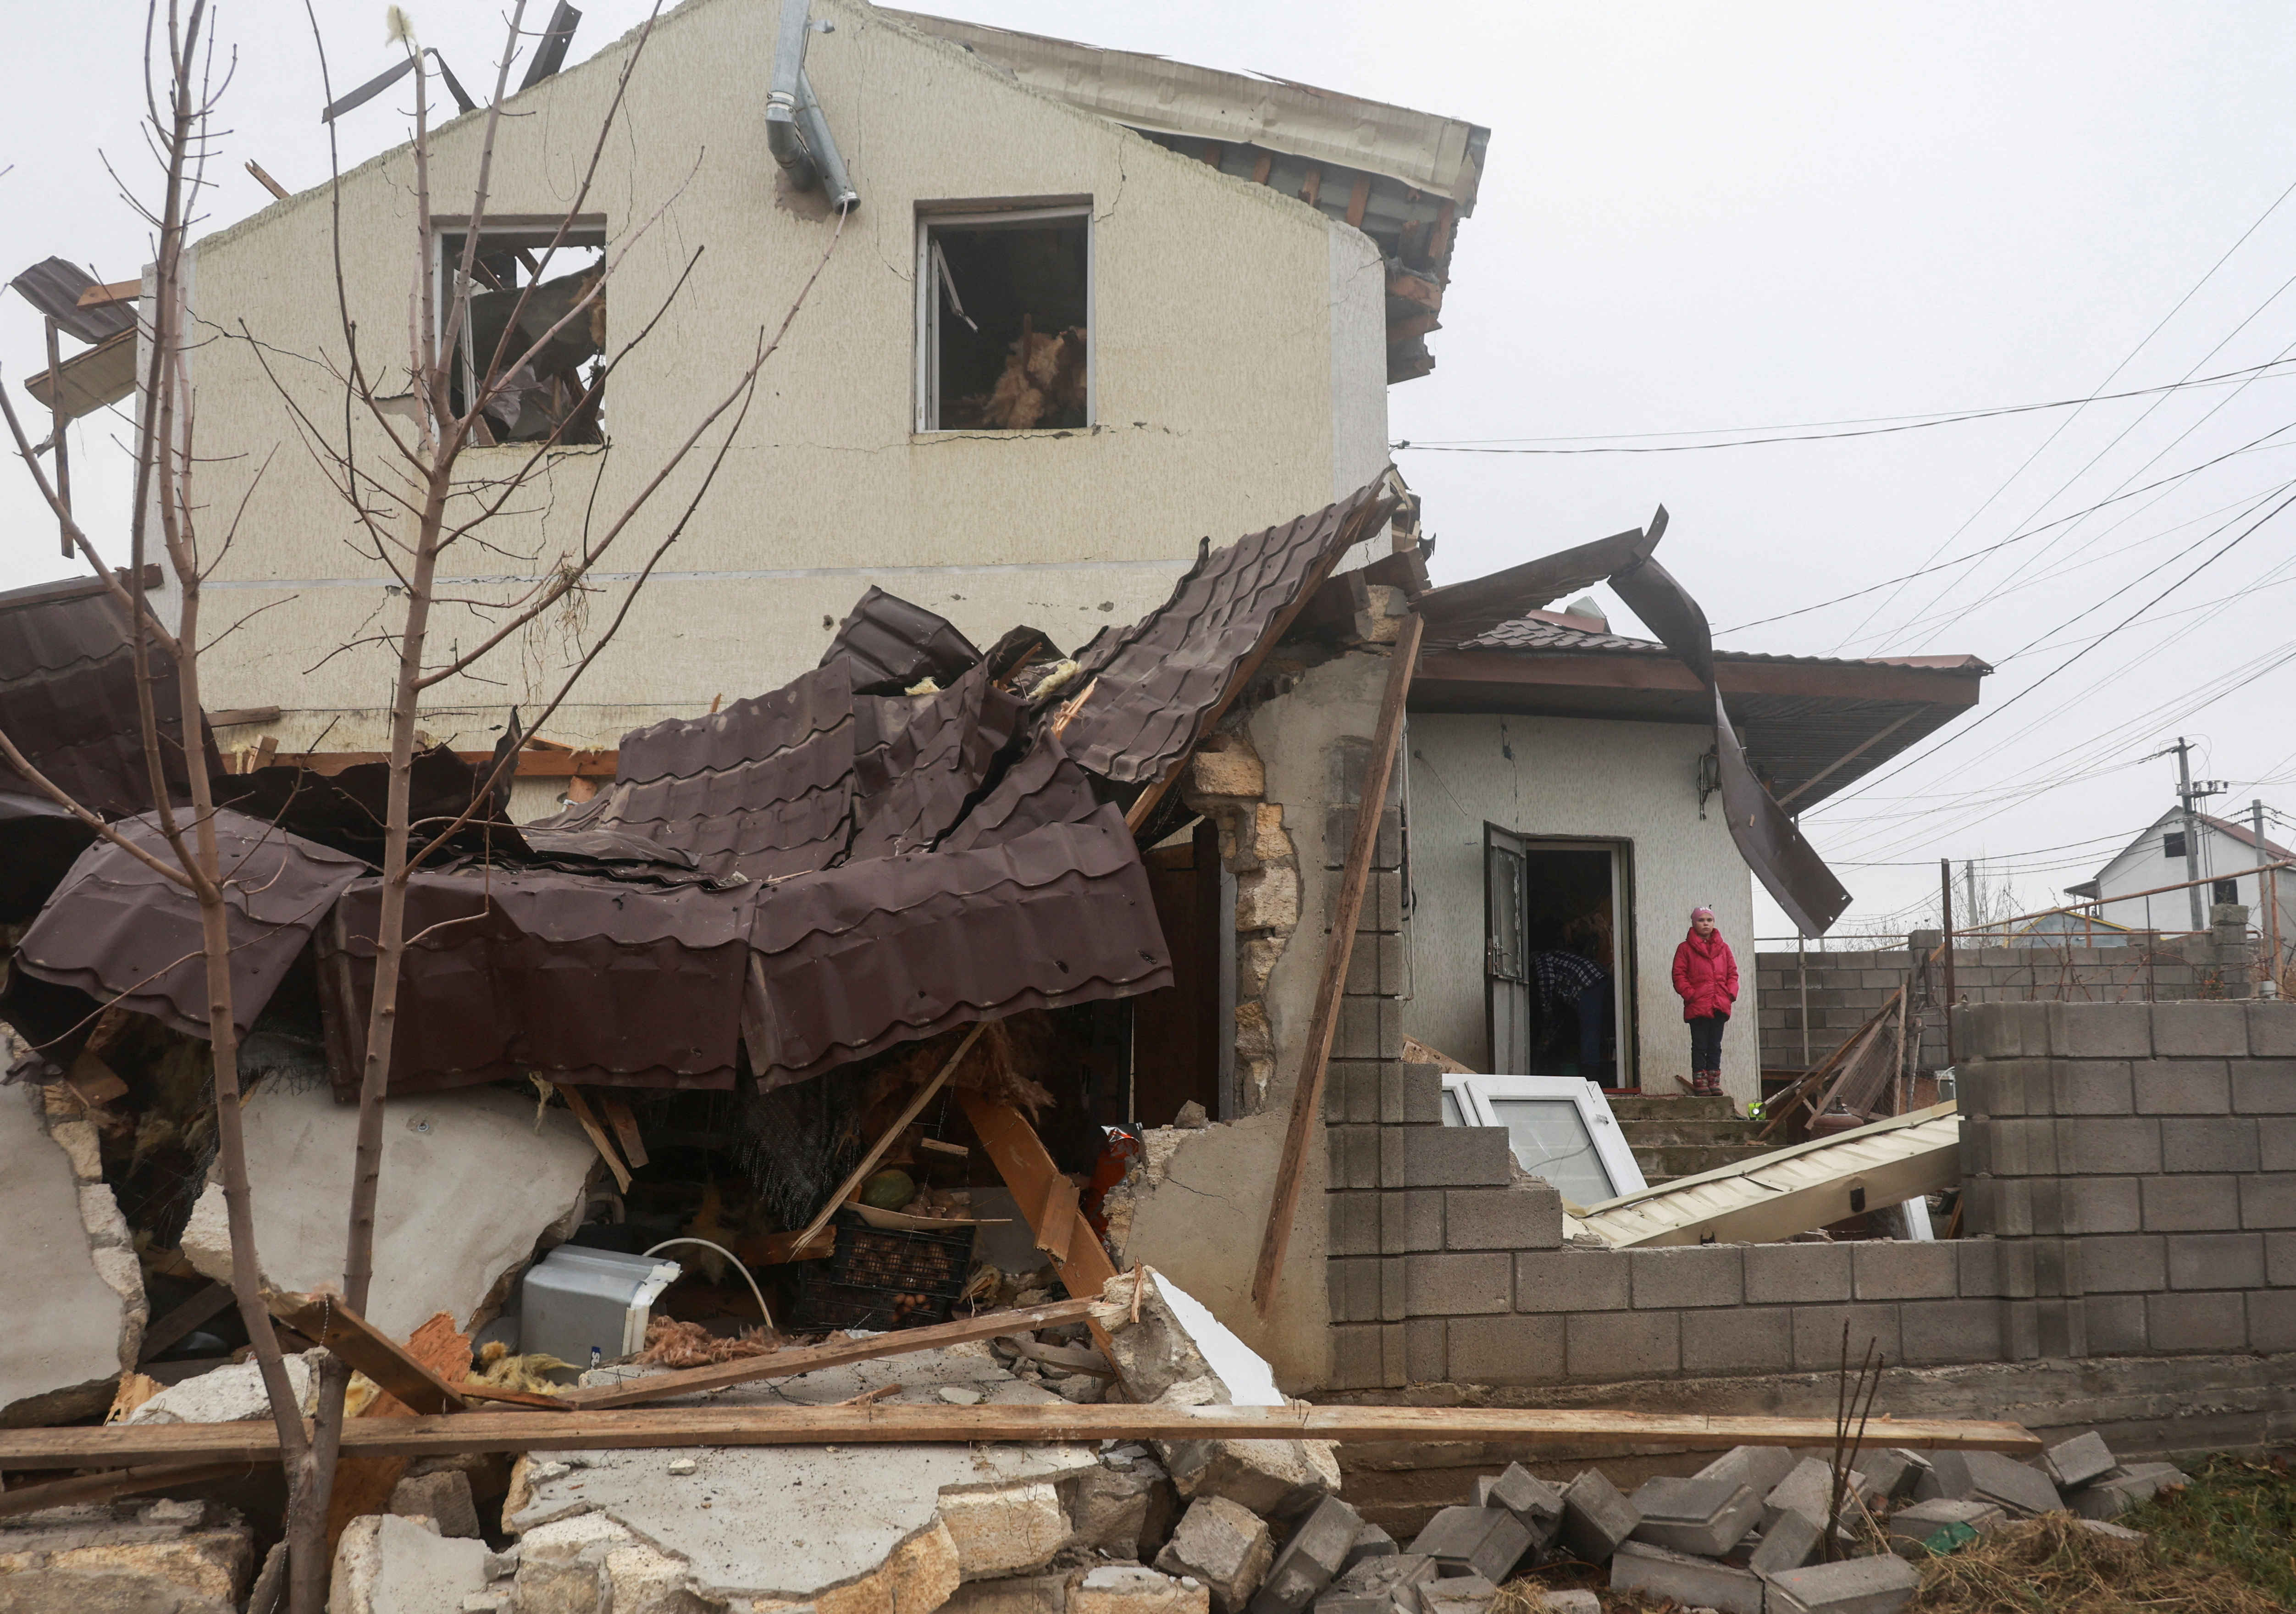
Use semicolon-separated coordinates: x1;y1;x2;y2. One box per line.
1964;859;1979;935
1940;857;1957;1065
2171;737;2213;931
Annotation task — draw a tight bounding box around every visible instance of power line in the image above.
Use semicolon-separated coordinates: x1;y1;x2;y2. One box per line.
1387;358;2296;454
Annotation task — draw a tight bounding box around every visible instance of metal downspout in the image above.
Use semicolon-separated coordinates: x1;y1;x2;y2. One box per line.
766;0;819;193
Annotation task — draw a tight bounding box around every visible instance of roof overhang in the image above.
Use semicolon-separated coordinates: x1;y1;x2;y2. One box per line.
1411;646;1988;809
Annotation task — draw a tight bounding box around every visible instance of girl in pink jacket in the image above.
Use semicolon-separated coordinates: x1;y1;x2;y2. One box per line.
1671;906;1739;1097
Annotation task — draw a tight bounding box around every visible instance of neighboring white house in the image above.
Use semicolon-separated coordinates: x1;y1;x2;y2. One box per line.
2068;807;2296;948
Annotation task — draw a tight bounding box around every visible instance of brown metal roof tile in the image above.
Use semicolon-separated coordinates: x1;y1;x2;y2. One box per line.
820;586;983;694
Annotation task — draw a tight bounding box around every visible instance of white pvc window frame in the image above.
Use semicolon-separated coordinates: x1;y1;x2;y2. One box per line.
914;205;1093;433
1440;1072;1648;1203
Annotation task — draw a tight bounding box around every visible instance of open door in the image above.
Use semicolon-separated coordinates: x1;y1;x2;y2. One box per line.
1484;826;1634;1088
1485;825;1530;1074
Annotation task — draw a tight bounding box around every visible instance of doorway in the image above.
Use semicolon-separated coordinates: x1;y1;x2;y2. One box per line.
1131;818;1226;1125
1485;827;1634;1088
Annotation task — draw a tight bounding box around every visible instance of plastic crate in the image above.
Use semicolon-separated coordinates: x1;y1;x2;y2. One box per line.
789;1213;975;1333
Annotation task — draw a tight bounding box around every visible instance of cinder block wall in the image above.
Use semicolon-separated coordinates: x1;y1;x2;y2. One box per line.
1958;999;2296;1359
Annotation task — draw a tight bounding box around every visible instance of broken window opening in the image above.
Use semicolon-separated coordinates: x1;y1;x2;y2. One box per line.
917;207;1089;433
439;224;608;446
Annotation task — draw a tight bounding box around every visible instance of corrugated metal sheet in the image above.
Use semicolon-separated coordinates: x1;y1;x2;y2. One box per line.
1060;479;1395;786
849;667;1026;860
8;258;137;347
0;576;216;821
821;586;983;695
0;790;97;926
14;808;367;1038
743;804;1171;1087
213;745;528;865
940;727;1104;853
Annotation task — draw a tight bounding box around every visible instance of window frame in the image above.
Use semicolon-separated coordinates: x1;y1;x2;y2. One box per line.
913;204;1094;434
1481;826;1638;1088
1438;1071;1648;1206
432;216;609;446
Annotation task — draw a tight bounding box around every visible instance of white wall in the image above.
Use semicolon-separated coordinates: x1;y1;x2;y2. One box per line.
1403;713;1761;1103
2097;817;2296;947
180;0;1387;755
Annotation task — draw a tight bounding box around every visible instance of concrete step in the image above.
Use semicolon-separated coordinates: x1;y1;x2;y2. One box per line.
1628;1142;1779;1181
1616;1120;1766;1148
1605;1094;1740;1121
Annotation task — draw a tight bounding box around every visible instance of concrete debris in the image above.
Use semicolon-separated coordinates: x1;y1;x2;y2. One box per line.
2042;1431;2118;1492
389;1468;483;1538
1885;1498;2005;1556
1247;1493;1362;1614
1745;1507;1823;1575
1762;1551;1920;1614
1473;1464;1563;1546
1627;1475;1763;1557
1536;1594;1599;1614
945;1481;1074;1580
1765;1457;1862;1530
179;1080;597;1338
1852;1449;1931;1505
1075;1564;1212;1614
331;1513;493;1614
1405;1508;1530;1585
1609;1540;1765;1614
123;1348;325;1425
1337;1525;1396;1572
2074;1518;2147;1544
2072;1462;2191;1520
1959;1450;2063;1518
1418;1572;1497;1614
1558;1470;1638;1563
1157;1495;1273;1613
0;1500;255;1614
0;1083;146;1422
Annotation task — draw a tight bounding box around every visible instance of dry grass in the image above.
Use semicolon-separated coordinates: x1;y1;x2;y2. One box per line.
1912;1511;2287;1613
634;1316;777;1368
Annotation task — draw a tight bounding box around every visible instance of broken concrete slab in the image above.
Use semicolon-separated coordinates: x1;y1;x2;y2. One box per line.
1696;1443;1799;1502
1247;1493;1361;1614
1961;1451;2062;1518
1559;1469;1638;1563
2043;1431;2118;1492
1419;1573;1497;1614
1337;1525;1395;1572
1762;1552;1920;1614
943;1570;1074;1614
1853;1448;1931;1504
943;1479;1071;1579
1157;1495;1273;1614
389;1468;481;1538
1747;1507;1823;1576
0;1500;255;1614
2072;1464;2190;1520
1765;1457;1863;1529
0;1085;145;1421
1164;1437;1343;1522
1404;1508;1530;1584
1065;1452;1173;1559
332;1512;492;1614
1331;1551;1437;1609
124;1349;323;1425
1627;1476;1763;1558
180;1079;596;1338
1609;1540;1765;1614
1475;1463;1563;1544
1911;1449;1974;1503
1076;1564;1212;1614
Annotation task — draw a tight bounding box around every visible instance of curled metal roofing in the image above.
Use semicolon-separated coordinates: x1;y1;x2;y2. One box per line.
14;808;367;1039
7;258;137;348
821;586;984;695
1060;479;1396;786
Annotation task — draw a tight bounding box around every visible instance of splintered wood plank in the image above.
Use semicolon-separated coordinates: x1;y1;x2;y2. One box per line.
262;1292;468;1415
1035;1175;1079;1264
0;1462;256;1518
0;1404;2044;1470
1251;153;1274;186
557;1087;633;1192
1345;175;1372;228
1252;613;1424;1319
558;1299;1098;1410
600;1092;650;1168
957;1093;1116;1301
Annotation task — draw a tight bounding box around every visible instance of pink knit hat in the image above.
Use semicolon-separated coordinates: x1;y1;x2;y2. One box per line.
1689;906;1715;920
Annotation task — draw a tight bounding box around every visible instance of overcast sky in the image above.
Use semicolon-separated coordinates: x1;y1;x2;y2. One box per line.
7;1;2296;942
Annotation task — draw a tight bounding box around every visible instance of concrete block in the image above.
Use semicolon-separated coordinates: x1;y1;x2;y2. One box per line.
2047;1059;2136;1116
1609;1541;1764;1614
2241;1172;2296;1228
2141;1175;2241;1231
1392;1128;1513;1190
1630;1245;1744;1308
1851;1242;1959;1301
1405;1319;1446;1384
2262;1118;2296;1172
1565;1309;1679;1379
1899;1298;2004;1365
1444;1315;1563;1386
1382;1257;1410;1324
2080;1236;2166;1292
1337;998;1403;1063
1680;1305;1795;1376
1164;1437;1343;1522
1405;1253;1512;1316
1560;1469;1639;1562
2162;1117;2259;1173
1330;1194;1380;1259
1420;1575;1498;1614
2267;1230;2296;1284
1338;1526;1396;1573
2246;1289;2296;1352
1248;1495;1362;1614
2231;1061;2296;1114
2130;1059;2231;1115
1886;1498;2004;1554
1515;1249;1628;1312
2043;1432;2119;1491
1790;1305;1901;1372
1068;1455;1173;1558
2061;1176;2142;1234
1694;1445;1801;1504
1331;1127;1381;1191
1381;1190;1445;1256
1765;1458;1859;1530
1963;1452;2061;1517
1478;1464;1565;1544
1748;1507;1824;1575
2166;1232;2265;1290
1858;1450;1931;1505
2250;1002;2296;1056
1405;1509;1530;1584
1968;1174;2033;1237
1332;1552;1436;1604
1328;1259;1378;1324
1762;1553;1920;1614
1535;1593;1599;1614
2062;1004;2153;1059
1954;1239;2002;1298
390;1469;481;1538
1157;1496;1272;1614
1958;1003;2052;1060
1627;1477;1762;1556
2056;1117;2163;1175
2082;1293;2148;1356
1329;1326;1383;1390
1384;1064;1444;1126
1745;1242;1852;1304
944;1481;1072;1580
2153;1003;2249;1058
1078;1566;1213;1614
2144;1290;2247;1352
1326;1062;1378;1126
1444;1185;1564;1251
2072;1464;2189;1520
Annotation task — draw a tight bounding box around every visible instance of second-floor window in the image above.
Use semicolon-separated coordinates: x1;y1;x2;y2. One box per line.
438;221;607;446
916;205;1089;433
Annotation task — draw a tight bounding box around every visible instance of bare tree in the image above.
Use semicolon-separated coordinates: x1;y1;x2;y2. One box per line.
2;1;845;1605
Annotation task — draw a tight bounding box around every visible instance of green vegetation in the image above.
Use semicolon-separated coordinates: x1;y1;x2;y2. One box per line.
2124;1454;2296;1608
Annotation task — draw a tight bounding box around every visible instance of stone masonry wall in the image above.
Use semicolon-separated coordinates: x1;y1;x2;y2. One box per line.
1957;998;2296;1360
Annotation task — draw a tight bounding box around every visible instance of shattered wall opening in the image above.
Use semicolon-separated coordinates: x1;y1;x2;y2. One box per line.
437;220;607;446
920;207;1090;432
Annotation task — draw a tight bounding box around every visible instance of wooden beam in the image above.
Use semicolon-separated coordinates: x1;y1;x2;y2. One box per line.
0;1461;257;1520
270;748;619;778
1299;166;1323;208
793;1022;989;1252
246;160;290;200
557;1086;633;1193
560;1298;1098;1410
1250;153;1273;186
76;279;142;309
207;705;282;729
1385;269;1443;313
957;1091;1118;1328
1035;1174;1079;1264
262;1292;469;1415
1344;175;1371;229
600;1092;649;1169
138;1282;235;1363
1202;141;1224;167
0;1403;2043;1470
1252;613;1424;1318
